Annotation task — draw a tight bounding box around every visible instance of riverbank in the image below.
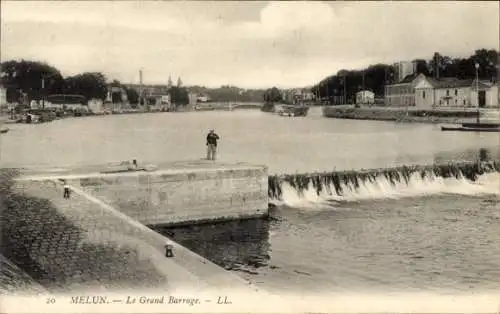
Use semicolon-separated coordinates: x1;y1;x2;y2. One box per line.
323;105;500;124
2;102;263;125
3;108;175;125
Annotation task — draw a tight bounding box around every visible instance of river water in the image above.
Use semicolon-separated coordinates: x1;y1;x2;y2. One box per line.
2;107;499;172
1;107;499;295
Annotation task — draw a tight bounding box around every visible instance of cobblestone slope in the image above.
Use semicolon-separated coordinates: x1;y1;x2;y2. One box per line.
0;254;47;295
3;180;175;292
2;177;214;293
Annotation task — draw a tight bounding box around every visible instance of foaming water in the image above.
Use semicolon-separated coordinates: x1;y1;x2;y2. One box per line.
269;162;500;208
277;172;499;208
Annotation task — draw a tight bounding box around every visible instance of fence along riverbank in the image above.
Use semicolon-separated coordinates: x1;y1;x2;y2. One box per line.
268;160;500;204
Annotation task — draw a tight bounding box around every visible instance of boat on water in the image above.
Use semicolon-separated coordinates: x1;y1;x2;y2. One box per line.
0;128;9;134
441;118;500;133
461;122;500;128
276;104;309;117
441;126;500;132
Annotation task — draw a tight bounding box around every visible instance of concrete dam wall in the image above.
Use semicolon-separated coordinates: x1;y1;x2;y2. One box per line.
19;161;269;227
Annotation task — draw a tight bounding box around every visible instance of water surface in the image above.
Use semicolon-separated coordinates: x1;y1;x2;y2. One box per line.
2;107;498;173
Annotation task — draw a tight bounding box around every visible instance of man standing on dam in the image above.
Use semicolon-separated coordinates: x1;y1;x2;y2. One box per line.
206;129;220;161
62;180;71;199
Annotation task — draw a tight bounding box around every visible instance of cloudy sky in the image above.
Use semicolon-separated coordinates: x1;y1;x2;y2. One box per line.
1;1;498;88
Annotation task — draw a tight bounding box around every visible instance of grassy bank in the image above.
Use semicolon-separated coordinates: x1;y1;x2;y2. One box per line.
322;106;492;124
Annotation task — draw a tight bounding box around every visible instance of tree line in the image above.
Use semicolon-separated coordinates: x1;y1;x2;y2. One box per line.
263;87;283;103
310;48;498;104
1;60;107;104
188;85;266;103
0;60;190;107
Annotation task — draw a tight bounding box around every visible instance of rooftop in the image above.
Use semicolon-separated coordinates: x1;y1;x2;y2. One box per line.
428;77;474;89
399;73;420;84
427;77;494;89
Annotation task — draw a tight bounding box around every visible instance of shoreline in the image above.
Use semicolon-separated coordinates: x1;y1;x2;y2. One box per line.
322;106;500;124
2;102;263;124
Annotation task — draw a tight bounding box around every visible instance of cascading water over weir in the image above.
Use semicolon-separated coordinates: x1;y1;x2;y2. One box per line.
268;161;500;205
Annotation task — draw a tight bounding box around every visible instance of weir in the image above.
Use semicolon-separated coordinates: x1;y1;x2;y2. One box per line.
268;161;500;200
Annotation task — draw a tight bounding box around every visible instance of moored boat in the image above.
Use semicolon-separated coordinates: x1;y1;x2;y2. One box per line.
277;104;309;117
461;122;500;129
441;125;500;132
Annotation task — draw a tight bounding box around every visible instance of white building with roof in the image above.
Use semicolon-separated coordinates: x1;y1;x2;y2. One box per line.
356;90;375;105
414;76;499;109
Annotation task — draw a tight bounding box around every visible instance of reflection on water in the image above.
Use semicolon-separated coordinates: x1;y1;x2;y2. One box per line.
153;218;271;275
434;147;500;164
479;148;492;161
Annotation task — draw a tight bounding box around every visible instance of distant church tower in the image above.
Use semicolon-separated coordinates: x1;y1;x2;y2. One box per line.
177;77;182;87
167;75;173;88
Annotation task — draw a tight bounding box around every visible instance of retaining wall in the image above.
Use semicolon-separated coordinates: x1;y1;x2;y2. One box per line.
322;106;489;124
19;162;269;227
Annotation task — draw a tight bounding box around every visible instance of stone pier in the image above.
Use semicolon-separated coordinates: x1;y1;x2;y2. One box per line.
17;160;269;227
3;160;269;294
4;178;261;293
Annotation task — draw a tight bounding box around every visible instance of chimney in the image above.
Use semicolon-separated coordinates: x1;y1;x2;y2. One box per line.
434;53;440;80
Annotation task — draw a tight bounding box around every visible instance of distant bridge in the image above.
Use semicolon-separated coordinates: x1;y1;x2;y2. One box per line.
228;102;263;110
195;102;263;111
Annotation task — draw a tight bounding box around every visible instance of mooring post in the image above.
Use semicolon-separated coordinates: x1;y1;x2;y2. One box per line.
165;242;174;258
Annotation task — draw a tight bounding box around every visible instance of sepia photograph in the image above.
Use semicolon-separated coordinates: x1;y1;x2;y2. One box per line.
0;1;499;313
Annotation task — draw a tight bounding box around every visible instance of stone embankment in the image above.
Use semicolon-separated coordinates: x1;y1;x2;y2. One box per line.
0;254;47;295
0;169;259;294
323;106;498;124
18;160;269;227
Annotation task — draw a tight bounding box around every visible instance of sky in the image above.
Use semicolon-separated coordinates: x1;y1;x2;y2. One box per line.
1;1;499;89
